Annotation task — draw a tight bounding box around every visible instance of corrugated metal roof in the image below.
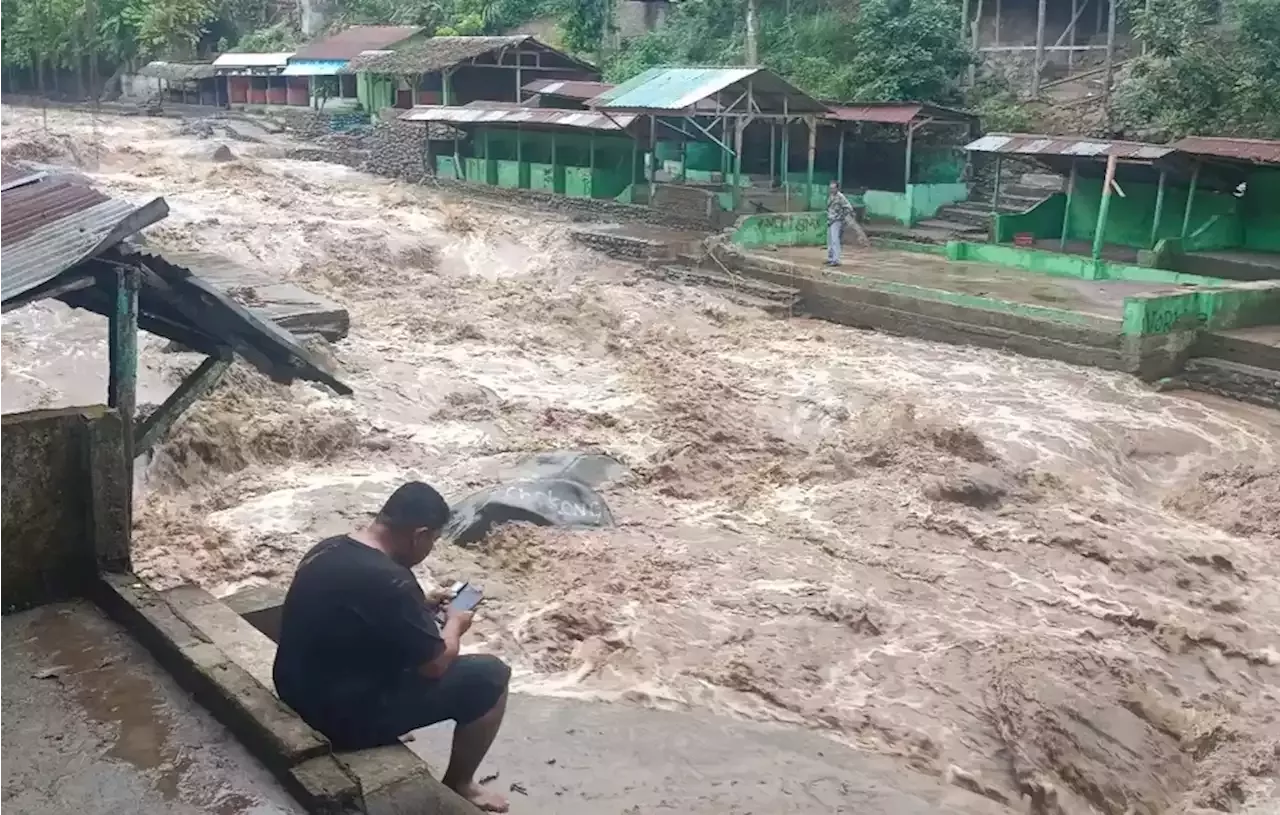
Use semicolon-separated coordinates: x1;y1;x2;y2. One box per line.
282;59;351;77
342;35;596;75
523;79;614;101
400;105;636;132
1;161;46;191
964;133;1174;160
1;174;168;303
826;101;977;125
1171;136;1280;166
213;52;294;71
589;66;827;114
292;25;422;61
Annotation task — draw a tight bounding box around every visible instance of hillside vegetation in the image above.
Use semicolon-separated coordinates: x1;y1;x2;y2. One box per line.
2;0;1277;139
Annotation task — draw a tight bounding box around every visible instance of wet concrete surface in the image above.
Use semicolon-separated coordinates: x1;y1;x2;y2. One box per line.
405;695;1010;815
1;600;302;815
769;245;1180;317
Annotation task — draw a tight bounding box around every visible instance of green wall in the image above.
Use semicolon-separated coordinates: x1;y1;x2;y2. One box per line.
998;177;1253;252
356;73;394;116
1121;282;1280;335
1243;169;1280;252
441;126;641;201
948;241;1226;286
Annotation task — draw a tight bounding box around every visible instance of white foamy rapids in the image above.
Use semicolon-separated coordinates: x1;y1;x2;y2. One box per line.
5;106;1279;814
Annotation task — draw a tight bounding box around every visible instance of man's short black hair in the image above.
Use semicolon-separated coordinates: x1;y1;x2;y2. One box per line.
378;482;450;531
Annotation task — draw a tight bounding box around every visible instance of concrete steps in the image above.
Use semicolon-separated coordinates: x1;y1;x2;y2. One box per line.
1170;357;1280;410
1193;329;1280;373
641;265;801;316
914;218;990;237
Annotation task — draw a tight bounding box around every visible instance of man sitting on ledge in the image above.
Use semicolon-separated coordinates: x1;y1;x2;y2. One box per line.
274;481;510;813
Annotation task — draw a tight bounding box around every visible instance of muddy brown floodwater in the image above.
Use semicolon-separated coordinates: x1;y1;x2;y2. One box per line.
3;106;1279;815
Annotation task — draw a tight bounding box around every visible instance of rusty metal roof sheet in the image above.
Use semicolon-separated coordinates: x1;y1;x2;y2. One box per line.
293;25;422;61
523;79;614;101
1;174;168;303
400;105;636;132
964;133;1174;160
589;67;827;114
1171;136;1280;166
825;101;977;125
1;161;46;191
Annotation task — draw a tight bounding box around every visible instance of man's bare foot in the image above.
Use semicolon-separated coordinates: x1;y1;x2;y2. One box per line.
451;781;509;812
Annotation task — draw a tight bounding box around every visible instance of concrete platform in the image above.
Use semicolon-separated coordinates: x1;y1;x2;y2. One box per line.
406;695;1010;815
764;245;1180;319
1;600;302;815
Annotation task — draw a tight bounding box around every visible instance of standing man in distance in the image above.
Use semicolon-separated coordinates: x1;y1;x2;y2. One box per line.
273;482;510;813
825;179;867;266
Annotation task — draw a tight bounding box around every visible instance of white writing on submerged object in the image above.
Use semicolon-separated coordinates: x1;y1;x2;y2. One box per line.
498;484;605;523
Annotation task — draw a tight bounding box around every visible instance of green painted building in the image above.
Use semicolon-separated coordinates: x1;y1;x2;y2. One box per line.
402;105;646;202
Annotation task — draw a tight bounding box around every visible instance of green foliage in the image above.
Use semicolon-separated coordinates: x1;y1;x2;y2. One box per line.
123;0;218;56
1113;0;1280;139
232;21;301;52
603;0;971;103
966;75;1033;132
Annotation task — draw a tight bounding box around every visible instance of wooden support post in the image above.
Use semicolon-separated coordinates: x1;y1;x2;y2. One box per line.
991;154;1003;208
630;136;638;199
806;116;816;209
135;356;231;452
1150;167;1167;247
1103;0;1117;114
1181;162;1200;238
1068;0;1078;70
837;127;846;189
443;67;454;106
1032;0;1047;96
969;0;984;87
1059;159;1077;250
769;122;776;188
648;115;657;186
782;97;790;211
515;63;522;101
1092;153;1118;261
732;116;745;212
995;0;1001;45
903;122;915;193
679;136;687;182
107;265;140;513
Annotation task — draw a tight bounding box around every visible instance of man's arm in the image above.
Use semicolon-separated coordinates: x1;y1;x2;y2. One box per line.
420;608;472;679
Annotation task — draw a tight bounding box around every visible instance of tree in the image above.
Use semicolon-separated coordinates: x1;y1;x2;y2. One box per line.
1114;0;1280;139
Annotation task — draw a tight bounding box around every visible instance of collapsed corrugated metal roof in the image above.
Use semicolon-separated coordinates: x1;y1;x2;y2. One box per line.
1171;136;1280;166
588;66;828;114
401;104;636;133
342;35;597;75
292;25;423;61
1;171;349;395
964;133;1175;160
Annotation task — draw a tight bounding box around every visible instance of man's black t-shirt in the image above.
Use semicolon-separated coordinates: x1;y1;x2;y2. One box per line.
273;535;442;737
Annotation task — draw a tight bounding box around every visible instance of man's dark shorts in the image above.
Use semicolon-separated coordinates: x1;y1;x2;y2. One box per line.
326;654;511;750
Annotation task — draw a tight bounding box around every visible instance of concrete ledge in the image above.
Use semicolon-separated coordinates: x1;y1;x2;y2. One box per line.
91;573;330;771
223;583;288;642
170;581;476;815
714;245;1134;372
